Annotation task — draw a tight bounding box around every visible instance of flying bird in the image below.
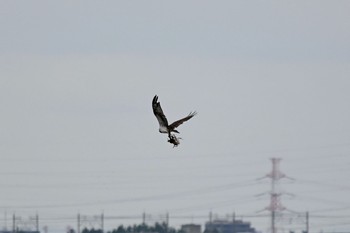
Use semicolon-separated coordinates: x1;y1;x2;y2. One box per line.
152;95;197;146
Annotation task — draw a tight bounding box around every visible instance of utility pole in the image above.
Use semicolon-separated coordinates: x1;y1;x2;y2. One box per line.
5;211;7;231
12;214;16;233
306;212;309;233
77;213;104;233
232;212;236;233
77;213;80;233
11;214;38;233
36;214;39;232
142;212;146;225
165;212;169;233
101;213;104;233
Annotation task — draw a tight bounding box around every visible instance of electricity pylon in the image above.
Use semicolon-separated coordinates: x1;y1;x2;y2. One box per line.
257;158;294;233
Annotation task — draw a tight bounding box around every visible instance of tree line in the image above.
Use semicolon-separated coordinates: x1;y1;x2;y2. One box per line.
71;222;184;233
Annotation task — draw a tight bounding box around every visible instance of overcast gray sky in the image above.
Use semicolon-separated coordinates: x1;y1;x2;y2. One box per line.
1;1;350;233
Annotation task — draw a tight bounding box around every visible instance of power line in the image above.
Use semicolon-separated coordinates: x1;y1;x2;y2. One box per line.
1;179;261;209
296;178;350;190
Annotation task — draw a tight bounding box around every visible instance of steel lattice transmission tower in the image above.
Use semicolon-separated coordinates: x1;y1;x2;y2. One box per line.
259;158;294;233
268;158;285;233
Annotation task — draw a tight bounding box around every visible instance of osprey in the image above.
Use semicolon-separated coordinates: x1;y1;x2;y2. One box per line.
152;95;196;147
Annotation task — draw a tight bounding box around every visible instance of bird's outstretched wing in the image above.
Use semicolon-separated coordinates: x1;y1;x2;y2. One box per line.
152;95;169;128
169;111;197;131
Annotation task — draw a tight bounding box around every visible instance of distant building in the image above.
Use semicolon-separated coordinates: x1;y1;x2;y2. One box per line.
205;219;256;233
181;224;201;233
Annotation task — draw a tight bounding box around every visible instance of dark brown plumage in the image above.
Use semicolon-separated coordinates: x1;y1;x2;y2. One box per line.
152;95;196;146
